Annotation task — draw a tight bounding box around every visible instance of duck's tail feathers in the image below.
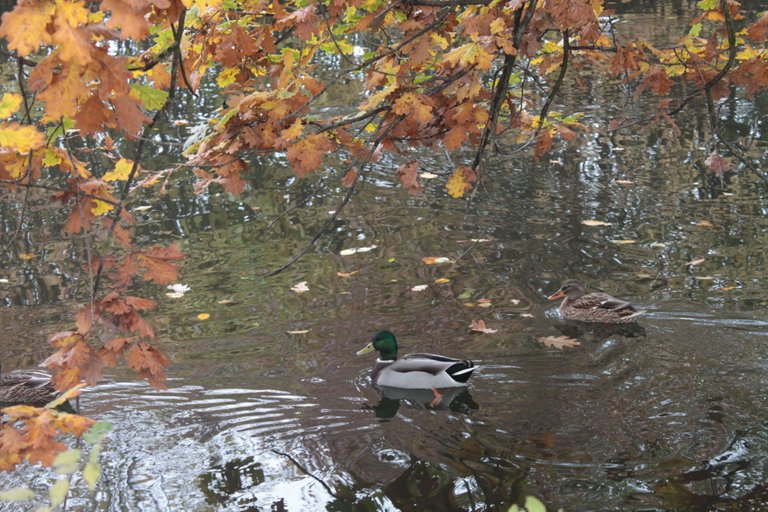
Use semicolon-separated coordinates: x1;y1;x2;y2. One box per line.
447;360;476;383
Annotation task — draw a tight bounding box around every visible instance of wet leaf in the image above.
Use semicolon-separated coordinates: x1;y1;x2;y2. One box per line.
650;242;666;248
610;239;637;245
287;329;310;334
582;220;611;227
538;335;580;349
469;319;497;334
411;284;428;292
686;257;706;267
197;313;210;320
458;290;475;299
419;171;438;179
291;281;309;293
477;298;492;308
18;252;35;260
434;278;450;284
694;220;713;227
616;179;634;185
337;270;359;278
422;256;451;265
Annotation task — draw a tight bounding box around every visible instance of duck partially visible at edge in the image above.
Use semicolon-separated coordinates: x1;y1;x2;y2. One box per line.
547;279;645;324
0;363;62;408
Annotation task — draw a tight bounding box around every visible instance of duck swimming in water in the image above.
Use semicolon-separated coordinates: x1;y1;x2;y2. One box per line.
547;279;645;324
357;330;476;405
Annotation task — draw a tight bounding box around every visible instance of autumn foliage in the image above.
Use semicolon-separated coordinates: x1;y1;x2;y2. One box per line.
0;0;765;475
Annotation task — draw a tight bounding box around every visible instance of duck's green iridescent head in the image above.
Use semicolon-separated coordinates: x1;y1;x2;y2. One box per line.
356;330;398;360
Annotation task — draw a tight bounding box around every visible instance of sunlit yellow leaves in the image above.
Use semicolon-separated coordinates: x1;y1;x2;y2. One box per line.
0;93;22;118
443;42;495;71
91;200;114;216
103;158;135;181
130;84;168;110
446;165;476;198
392;93;433;124
280;119;304;142
0;1;55;56
216;67;239;87
197;313;210;320
53;1;92;64
0;123;45;153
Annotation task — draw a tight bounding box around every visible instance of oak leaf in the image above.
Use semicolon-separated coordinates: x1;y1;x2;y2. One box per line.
0;1;55;56
537;335;580;349
286;133;335;177
0;123;45;153
446;165;476;198
395;161;421;195
469;319;497;334
0;93;22;118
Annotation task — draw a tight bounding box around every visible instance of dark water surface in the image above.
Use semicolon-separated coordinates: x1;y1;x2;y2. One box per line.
3;3;768;511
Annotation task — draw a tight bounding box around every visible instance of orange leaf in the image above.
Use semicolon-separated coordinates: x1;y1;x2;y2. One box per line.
342;168;358;188
395;161;421;195
446;165;475;198
0;1;55;56
286;133;335;177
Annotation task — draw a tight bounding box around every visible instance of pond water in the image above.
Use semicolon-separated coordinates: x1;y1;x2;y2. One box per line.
3;2;768;511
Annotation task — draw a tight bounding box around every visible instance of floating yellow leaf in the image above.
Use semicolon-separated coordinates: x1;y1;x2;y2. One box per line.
582;220;612;227
610;239;637;245
446;166;473;198
197;313;210;320
434;278;450;284
337;270;359;278
18;252;35;260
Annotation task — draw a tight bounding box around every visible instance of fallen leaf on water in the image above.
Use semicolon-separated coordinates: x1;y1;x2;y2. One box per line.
477;298;492;308
616;179;634;185
695;275;715;280
434;278;450;284
521;313;534;318
511;299;520;305
388;258;396;263
610;239;637;245
694;220;713;227
339;245;378;256
411;284;428;292
197;313;210;320
686;258;705;267
463;303;475;307
217;298;235;305
650;242;666;248
720;285;737;291
470;238;492;243
291;281;310;293
18;253;35;260
337;270;359;278
458;290;475;299
469;319;497;334
419;171;438;179
537;335;580;349
422;256;451;265
582;220;612;227
133;205;152;212
287;329;311;334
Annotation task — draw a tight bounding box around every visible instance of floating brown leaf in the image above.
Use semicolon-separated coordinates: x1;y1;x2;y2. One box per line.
537;335;580;349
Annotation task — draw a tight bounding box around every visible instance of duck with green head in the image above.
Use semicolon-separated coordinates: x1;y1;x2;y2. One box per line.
356;331;476;403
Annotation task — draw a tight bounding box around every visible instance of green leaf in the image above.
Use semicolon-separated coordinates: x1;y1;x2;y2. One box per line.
458;289;475;299
84;461;101;491
83;421;113;444
0;487;35;502
523;496;547;512
130;84;169;111
689;23;703;37
697;0;718;9
53;449;81;474
48;479;69;508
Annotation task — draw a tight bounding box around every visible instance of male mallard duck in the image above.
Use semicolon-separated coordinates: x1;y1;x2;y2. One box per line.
0;364;60;407
547;279;645;324
356;331;476;405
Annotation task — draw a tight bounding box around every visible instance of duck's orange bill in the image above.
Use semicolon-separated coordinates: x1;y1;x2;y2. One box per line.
547;290;566;300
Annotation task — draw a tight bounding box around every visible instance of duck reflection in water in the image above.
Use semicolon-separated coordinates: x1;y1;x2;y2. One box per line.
364;386;479;420
553;318;647;344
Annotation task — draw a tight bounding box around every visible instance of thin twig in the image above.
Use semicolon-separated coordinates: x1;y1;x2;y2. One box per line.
271;449;337;498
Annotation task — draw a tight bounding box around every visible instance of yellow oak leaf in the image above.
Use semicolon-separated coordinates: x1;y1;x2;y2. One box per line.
102;158;134;181
446;165;475;198
0;123;45;153
52;1;92;64
280;119;304;142
91;199;114;216
0;93;23;118
392;93;433;124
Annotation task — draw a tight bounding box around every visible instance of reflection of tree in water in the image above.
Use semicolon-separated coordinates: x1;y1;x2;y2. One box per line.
552;318;647;345
199;456;264;509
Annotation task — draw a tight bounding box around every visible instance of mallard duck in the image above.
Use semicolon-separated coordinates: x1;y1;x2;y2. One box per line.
356;331;476;405
0;364;60;407
547;279;645;324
